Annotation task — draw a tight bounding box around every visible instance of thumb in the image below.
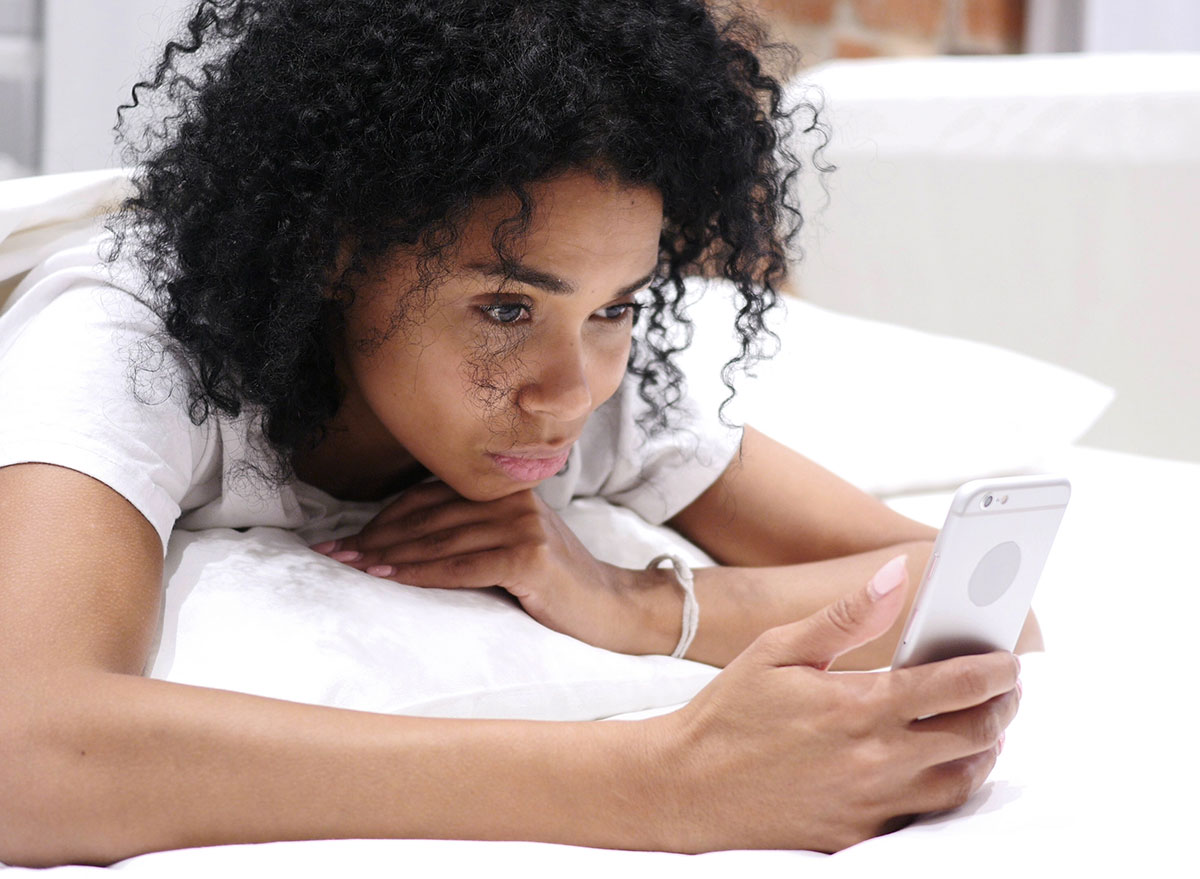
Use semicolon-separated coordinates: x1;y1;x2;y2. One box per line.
767;554;911;670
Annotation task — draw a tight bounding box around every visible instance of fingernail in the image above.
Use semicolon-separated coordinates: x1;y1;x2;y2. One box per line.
1016;679;1023;700
309;540;338;553
330;550;362;563
868;554;908;600
366;565;394;577
997;732;1006;754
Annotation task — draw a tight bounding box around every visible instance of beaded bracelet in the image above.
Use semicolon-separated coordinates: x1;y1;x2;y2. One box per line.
647;553;699;659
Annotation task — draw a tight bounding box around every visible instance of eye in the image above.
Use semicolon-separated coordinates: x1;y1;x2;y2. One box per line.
480;302;530;324
596;302;645;324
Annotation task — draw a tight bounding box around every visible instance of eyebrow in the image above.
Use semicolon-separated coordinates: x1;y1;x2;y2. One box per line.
465;260;657;299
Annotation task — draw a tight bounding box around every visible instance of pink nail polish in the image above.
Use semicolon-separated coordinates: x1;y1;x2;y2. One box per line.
868;555;908;599
366;565;394;577
997;732;1006;754
330;550;362;563
309;540;337;553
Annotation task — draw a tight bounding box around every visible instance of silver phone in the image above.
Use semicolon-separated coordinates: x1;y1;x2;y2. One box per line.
890;475;1070;669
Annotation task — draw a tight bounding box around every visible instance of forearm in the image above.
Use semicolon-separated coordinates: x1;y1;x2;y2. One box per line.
628;541;936;669
1;670;667;867
628;539;1044;668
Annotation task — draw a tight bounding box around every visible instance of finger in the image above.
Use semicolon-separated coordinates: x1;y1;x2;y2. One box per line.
904;687;1019;765
352;502;498;555
360;547;516;589
363;480;461;530
324;489;479;556
907;744;1001;817
892;652;1021;721
320;483;461;554
356;520;517;568
761;554;910;670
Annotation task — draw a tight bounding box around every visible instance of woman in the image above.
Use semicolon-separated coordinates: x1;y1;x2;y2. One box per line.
0;0;1031;866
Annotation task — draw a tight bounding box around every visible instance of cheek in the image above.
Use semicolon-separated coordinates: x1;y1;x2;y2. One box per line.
347;312;471;413
585;331;634;404
458;326;527;402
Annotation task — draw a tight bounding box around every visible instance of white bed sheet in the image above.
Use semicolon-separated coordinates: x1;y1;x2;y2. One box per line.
7;443;1196;876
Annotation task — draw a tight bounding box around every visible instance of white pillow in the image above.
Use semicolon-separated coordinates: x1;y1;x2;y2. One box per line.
676;279;1115;496
149;499;720;720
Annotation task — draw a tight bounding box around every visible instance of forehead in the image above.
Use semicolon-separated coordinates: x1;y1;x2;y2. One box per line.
456;170;664;273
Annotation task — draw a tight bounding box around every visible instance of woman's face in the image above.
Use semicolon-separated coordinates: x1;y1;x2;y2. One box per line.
336;169;663;500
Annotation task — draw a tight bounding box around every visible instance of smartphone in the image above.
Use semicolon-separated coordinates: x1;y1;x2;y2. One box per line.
890;475;1070;669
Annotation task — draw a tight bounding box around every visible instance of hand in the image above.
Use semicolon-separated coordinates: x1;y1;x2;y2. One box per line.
640;555;1022;853
311;481;651;653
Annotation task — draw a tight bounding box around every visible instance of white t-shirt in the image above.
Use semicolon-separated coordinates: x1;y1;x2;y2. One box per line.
0;235;742;556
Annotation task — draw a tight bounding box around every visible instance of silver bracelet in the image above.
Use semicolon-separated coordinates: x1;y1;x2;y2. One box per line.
647;553;699;660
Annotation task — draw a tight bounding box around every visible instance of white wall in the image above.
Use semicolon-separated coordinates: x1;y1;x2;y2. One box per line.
1084;0;1200;51
42;0;195;172
1028;0;1200;53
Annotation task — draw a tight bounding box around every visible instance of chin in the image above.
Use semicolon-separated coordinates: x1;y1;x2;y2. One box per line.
442;471;526;502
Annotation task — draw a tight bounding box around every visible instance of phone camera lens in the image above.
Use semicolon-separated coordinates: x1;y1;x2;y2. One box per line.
982;494;994;508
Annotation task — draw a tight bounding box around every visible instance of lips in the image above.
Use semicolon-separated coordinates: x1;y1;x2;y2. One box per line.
488;446;573;482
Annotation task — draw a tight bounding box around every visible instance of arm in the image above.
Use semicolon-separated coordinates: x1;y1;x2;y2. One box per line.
0;464;659;865
0;462;1018;864
323;425;1041;668
670;426;939;567
645;426;1042;668
324;426;1040;667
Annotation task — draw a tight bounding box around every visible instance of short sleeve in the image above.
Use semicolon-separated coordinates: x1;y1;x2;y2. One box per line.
594;382;743;524
0;282;208;554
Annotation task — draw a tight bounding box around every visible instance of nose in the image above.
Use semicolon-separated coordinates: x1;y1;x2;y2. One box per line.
517;333;593;422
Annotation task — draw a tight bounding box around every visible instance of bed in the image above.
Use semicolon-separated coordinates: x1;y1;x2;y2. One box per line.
3;54;1198;876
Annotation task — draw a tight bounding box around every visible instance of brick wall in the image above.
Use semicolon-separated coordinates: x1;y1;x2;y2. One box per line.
754;0;1026;65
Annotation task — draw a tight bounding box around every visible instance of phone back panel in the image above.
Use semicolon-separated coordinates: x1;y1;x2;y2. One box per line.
891;476;1070;669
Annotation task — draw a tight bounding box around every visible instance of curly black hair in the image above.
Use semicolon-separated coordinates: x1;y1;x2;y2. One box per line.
109;0;824;487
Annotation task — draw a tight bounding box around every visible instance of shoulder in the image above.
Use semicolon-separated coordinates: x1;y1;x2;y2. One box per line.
3;240;196;413
0;235;213;552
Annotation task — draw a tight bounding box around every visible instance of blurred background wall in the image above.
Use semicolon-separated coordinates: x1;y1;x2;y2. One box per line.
757;0;1026;62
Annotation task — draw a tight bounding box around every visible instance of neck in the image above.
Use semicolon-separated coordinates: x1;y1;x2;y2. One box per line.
293;435;427;502
292;362;426;502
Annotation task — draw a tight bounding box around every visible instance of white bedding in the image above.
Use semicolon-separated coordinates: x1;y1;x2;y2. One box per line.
6;443;1197;877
